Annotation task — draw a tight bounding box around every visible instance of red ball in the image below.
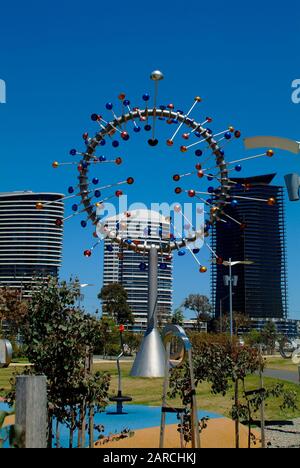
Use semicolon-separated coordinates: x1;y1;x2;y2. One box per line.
127;177;134;185
182;133;189;140
234;130;241;138
115;157;122;165
173;174;180;181
195;163;202;170
216;257;223;265
84;249;92;257
206;116;213;123
118;93;126;100
175;187;182;194
197;170;204;178
55;218;63;227
167;103;174;109
188;189;196;198
115;190;123;197
119;324;125;333
180;146;187;153
121;131;129;140
166;139;174;146
77;164;83;172
82;132;88;140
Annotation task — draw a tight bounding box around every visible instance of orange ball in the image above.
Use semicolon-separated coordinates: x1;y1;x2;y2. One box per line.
182;133;189;140
180;146;187;153
166;139;174;146
118;93;126;100
267;197;276;206
197;170;204;178
194;96;202;102
52;161;59;168
199;266;207;273
36;202;43;210
266;149;274;157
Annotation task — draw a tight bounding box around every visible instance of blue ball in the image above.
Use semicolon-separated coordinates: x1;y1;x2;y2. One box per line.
195;149;203;156
123;99;130;106
142;93;150;101
81;220;87;228
224;132;232;140
235;164;242;172
219;150;225;156
208;186;215;193
92;177;99;185
178;249;186;256
195;132;202;138
133;126;141;133
105;102;113;110
100;139;106;146
231;199;238;207
207;174;214;181
206;128;213;135
91;113;98;121
207;198;212;205
82;161;88;169
172;119;178;124
106;245;113;252
144;124;151;131
112;140;119;147
69;149;77;156
100;156;106;162
72;204;78;212
139;262;147;271
159;263;167;270
125;239;132;244
68;186;74;194
192;248;200;254
94;190;101;198
160;105;166;110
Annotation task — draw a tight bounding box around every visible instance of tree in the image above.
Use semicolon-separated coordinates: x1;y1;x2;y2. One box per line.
261;321;277;354
171;307;185;326
182;294;212;331
98;283;134;325
7;277;110;448
0;287;28;337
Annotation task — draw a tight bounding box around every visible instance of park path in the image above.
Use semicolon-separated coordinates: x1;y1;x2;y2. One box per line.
263;368;299;384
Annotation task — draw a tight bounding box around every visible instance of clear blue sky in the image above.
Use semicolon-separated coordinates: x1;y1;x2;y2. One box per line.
1;0;300;318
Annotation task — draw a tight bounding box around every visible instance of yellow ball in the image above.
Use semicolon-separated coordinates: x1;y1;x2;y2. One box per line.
194;96;202;102
36;202;43;210
228;126;235;133
199;266;207;273
266;149;274;157
52;161;59;168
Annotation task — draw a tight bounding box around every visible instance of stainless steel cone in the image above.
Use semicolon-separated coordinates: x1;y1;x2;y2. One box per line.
130;327;166;377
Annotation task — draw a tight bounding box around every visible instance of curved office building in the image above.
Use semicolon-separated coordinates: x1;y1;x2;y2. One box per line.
0;191;64;296
102;209;173;331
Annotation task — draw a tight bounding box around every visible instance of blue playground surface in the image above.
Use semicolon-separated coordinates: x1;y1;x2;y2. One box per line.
0;402;221;448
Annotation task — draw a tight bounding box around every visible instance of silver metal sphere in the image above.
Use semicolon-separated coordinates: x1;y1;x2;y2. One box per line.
150;70;164;81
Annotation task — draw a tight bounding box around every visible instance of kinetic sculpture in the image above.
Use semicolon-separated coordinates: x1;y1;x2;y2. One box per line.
42;70;278;376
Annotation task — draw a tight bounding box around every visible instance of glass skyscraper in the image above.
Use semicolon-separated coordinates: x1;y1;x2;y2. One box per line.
211;174;288;320
102;209;173;331
0;191;64;297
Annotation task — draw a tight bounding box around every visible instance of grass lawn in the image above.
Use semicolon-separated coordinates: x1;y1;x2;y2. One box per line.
264;356;300;373
1;359;300;422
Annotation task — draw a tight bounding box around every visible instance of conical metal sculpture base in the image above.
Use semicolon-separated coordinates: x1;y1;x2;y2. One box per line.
130;327;166;377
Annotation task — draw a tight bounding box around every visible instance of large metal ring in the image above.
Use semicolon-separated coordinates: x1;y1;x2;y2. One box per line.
162;324;191;368
0;339;13;368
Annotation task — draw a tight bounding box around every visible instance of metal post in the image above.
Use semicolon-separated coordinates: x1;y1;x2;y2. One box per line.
220;299;222;333
130;246;166;377
15;375;47;448
229;258;233;337
148;246;158;329
159;341;170;448
259;345;266;448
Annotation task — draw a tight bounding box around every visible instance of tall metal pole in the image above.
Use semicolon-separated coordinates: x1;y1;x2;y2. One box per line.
148;246;158;329
130;245;166;377
229;258;233;338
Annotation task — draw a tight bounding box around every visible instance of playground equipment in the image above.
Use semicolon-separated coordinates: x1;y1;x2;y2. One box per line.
108;324;132;414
